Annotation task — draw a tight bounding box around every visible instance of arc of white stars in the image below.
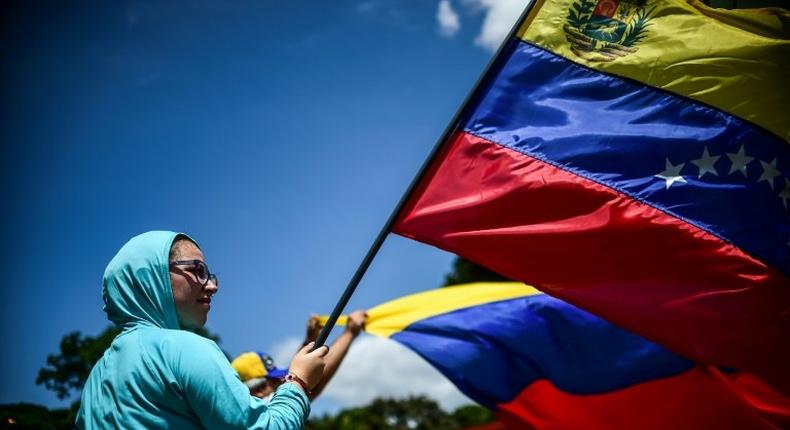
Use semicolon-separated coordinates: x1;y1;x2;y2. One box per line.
691;146;720;179
758;158;781;190
779;178;790;209
655;158;686;190
726;144;754;177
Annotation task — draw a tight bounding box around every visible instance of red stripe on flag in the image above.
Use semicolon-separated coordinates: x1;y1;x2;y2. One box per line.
495;367;789;430
393;131;790;390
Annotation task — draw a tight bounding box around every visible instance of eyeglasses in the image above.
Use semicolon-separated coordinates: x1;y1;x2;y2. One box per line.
169;259;219;288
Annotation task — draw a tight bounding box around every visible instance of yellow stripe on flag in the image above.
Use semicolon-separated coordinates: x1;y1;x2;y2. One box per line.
519;0;790;140
318;282;539;338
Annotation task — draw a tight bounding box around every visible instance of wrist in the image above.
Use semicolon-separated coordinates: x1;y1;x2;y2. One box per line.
285;372;311;396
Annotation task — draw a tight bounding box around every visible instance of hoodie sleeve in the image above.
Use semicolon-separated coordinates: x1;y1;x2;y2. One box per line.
169;333;310;430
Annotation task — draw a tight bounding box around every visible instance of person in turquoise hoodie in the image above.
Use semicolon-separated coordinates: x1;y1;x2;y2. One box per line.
77;231;328;429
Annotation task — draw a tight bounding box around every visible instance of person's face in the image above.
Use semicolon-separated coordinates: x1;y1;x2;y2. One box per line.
169;241;218;330
251;379;283;399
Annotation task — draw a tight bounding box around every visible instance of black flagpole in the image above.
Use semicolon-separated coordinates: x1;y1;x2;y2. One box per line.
313;0;539;351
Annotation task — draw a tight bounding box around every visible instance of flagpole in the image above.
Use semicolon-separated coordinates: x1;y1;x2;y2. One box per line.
313;0;538;351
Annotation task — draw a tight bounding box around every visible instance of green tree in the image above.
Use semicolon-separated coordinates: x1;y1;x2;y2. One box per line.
450;405;495;428
306;397;495;430
35;327;120;400
442;257;511;287
307;396;458;430
0;402;77;430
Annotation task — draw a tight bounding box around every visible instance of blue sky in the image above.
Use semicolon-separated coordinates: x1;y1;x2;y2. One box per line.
0;0;526;415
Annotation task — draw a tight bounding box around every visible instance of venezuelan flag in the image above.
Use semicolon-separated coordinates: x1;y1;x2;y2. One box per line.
393;0;790;389
328;283;790;429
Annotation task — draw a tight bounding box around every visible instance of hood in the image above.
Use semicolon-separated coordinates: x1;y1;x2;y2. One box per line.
102;230;192;331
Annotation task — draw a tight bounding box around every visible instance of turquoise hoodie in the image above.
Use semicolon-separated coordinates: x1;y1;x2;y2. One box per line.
76;231;310;429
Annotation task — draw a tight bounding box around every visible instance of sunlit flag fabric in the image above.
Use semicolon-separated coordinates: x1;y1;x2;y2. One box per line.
392;0;790;389
327;283;790;429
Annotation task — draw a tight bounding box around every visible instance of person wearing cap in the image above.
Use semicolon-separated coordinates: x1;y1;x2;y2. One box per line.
76;231;328;430
233;310;368;401
232;351;289;402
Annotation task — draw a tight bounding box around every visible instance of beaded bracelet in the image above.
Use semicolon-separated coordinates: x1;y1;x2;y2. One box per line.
285;372;311;396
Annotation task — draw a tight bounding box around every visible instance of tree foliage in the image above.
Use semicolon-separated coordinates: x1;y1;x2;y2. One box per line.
306;396;493;430
450;405;495;428
442;257;511;287
0;402;78;430
35;327;119;400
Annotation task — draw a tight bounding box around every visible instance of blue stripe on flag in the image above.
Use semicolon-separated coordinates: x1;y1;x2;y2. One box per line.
462;40;790;275
391;293;694;408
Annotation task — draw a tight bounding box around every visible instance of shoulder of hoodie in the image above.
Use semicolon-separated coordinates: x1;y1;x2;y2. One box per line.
125;326;226;364
116;327;232;397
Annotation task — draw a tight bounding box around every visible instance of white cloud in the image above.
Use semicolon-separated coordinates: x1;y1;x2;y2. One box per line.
301;336;475;412
269;336;304;368
470;0;530;51
436;0;461;38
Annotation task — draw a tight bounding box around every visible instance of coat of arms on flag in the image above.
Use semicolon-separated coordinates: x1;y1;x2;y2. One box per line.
564;0;655;61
